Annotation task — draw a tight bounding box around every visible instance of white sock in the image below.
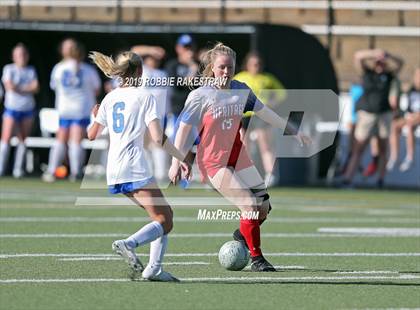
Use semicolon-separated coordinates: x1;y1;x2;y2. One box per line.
13;142;26;176
149;234;168;267
47;141;66;174
151;146;168;181
69;142;84;176
142;234;168;278
125;221;164;249
0;142;11;175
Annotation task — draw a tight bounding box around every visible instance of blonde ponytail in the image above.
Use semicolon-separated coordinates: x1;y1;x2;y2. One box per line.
89;51;142;79
200;42;236;78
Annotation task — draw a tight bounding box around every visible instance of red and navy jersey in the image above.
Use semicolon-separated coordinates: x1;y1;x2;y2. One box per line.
179;80;264;180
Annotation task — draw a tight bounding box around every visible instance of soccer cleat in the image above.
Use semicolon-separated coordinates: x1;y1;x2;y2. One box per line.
112;240;144;274
250;255;276;272
232;229;249;250
143;270;180;282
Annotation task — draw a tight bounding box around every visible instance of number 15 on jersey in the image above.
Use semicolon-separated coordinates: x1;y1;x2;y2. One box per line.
222;118;233;130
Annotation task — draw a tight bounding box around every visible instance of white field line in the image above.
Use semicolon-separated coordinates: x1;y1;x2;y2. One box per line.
1;232;419;238
180;274;420;282
74;197;420;211
1;207;416;218
365;209;415;216
74;197;231;206
0;275;419;284
75;197;392;207
1;252;420;259
0;253;399;273
162;262;210;265
245;265;306;270
273;266;306;270
333;270;399;274
1;202;417;214
2;191;418;209
4;193;406;209
179;275;420;281
56;257;300;268
281;206;418;214
318;228;420;237
58;257;121;261
0;216;418;224
2;230;420;238
0;205;417;215
57;257;209;265
0;233;126;238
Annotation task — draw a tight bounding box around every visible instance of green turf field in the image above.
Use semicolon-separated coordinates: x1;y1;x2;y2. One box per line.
0;177;419;310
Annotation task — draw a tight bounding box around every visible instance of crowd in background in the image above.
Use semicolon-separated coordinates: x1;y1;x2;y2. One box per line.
340;49;419;187
0;35;419;187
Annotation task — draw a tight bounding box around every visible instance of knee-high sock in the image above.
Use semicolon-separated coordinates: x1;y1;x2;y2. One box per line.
258;202;271;226
240;218;262;257
69;142;84;176
142;234;168;278
47;141;66;174
0;142;11;175
13;142;26;176
125;221;164;249
149;234;168;267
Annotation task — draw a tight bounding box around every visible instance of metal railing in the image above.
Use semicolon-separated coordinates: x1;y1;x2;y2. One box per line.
1;0;419;11
1;0;419;37
303;25;420;36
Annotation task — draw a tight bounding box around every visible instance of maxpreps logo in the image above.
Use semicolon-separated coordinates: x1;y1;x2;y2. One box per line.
197;209;259;221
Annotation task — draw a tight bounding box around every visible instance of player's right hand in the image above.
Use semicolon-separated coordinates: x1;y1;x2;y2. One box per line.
168;163;181;185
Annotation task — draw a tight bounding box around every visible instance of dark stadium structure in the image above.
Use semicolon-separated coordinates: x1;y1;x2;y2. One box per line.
0;23;339;184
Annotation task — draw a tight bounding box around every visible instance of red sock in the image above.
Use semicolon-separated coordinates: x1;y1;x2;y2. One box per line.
239;218;262;257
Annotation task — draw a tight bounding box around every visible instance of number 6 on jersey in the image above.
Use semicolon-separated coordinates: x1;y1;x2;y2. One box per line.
112;101;125;133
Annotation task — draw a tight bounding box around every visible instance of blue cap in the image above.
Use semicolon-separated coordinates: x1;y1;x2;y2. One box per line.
177;34;194;46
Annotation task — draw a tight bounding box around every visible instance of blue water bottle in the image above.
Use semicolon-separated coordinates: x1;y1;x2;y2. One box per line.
179;179;190;189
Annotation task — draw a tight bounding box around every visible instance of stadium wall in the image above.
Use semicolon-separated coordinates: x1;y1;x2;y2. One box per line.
0;24;338;184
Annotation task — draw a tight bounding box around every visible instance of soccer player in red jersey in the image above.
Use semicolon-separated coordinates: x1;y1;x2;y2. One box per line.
169;43;310;271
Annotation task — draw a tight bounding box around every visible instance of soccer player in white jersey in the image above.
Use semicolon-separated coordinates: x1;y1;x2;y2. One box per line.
43;38;101;182
0;43;39;178
87;50;191;282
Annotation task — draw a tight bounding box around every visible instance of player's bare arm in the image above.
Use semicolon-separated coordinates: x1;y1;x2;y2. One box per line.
255;105;311;146
148;119;192;183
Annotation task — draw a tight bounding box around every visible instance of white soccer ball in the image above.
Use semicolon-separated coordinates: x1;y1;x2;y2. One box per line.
218;240;250;271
